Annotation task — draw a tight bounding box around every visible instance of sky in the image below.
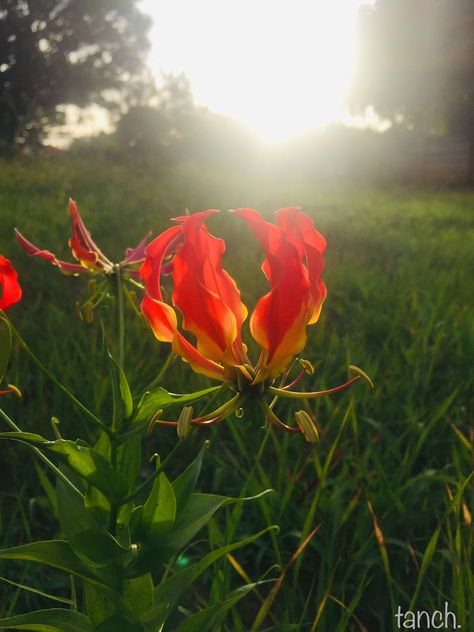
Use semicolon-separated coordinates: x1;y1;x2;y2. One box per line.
139;0;374;141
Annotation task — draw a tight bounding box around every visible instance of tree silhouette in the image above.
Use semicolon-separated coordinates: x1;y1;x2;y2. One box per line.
0;0;151;151
352;0;474;139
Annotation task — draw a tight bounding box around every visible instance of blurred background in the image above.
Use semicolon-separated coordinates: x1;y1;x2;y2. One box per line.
0;2;473;630
1;0;473;182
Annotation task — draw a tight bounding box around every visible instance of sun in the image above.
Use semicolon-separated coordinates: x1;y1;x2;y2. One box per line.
140;0;366;141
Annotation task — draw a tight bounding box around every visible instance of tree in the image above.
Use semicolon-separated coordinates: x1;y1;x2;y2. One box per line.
351;0;474;139
0;0;152;151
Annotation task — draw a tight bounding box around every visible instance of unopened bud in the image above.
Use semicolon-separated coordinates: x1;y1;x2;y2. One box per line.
177;406;193;439
295;410;319;443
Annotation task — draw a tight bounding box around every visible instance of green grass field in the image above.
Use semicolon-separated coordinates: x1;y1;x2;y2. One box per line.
0;156;473;631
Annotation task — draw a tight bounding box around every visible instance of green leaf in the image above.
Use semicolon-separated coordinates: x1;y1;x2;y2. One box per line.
71;529;129;567
56;474;98;540
130;493;227;575
34;463;58;516
49;441;128;501
84;584;116;629
124;574;154;616
144;526;277;629
133;386;220;426
95;614;144;632
0;540;115;589
173;582;259;632
117;435;141;494
0;608;93;631
172;442;207;519
0;431;48;444
166;493;228;553
0;316;12;383
119;368;134;419
0;433;128;501
130;490;272;576
144;473;177;542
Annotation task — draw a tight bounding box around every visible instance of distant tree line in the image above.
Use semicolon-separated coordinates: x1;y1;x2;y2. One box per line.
0;0;151;152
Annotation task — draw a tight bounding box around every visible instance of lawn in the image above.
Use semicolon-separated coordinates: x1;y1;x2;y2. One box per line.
0;156;472;631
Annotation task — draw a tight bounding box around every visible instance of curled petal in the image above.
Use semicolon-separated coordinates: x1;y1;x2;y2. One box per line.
140;225;182;299
172;211;247;366
68;199;113;272
123;231;153;264
276;207;326;324
0;255;22;310
15;230;85;275
234;208;313;380
172;331;227;382
141;295;177;343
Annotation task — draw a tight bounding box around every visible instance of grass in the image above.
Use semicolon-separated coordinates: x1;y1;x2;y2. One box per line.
0;155;473;630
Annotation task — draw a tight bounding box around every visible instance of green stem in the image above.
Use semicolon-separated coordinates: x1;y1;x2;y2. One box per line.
115;267;125;371
108;438;119;535
0;408;84;499
143;351;176;392
8;321;110;436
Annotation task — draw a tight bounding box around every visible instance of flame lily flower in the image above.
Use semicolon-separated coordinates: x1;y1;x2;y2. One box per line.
15;199;151;279
141;208;371;441
0;254;22;311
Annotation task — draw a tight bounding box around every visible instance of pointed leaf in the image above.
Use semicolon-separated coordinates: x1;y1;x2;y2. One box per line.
133;386;220;426
173;583;259;632
147;526;277;628
0;433;128;500
172;442;207;519
56;475;99;539
144;473;177;542
0;608;93;631
0;540;114;589
71;529;129;567
124;574;154;616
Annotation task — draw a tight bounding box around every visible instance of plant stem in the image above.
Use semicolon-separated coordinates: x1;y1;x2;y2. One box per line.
8;321;110;436
115;267;125;371
0;408;84;499
108;438;119;535
143;351;176;392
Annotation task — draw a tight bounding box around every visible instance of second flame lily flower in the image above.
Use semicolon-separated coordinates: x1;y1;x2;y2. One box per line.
15;199;151;279
141;207;370;441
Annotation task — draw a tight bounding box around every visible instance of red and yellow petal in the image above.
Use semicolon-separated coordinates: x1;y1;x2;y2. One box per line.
172;211;247;367
141;295;177;343
276;207;326;324
234;208;313;379
68;199;113;272
0;255;22;311
140;225;182;299
15;229;85;275
172;331;227;382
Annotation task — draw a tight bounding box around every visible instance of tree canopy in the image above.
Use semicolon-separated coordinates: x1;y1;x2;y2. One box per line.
0;0;152;151
352;0;474;138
